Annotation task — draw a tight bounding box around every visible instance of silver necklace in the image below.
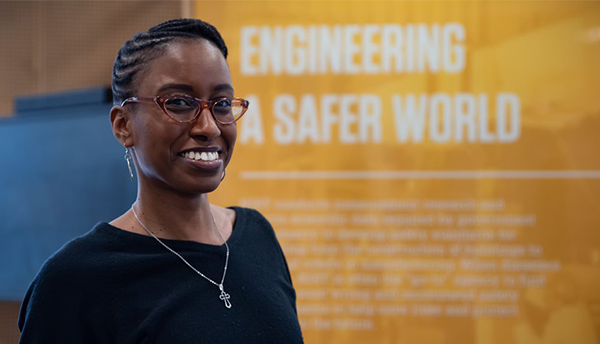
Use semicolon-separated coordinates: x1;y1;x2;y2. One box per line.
131;205;232;309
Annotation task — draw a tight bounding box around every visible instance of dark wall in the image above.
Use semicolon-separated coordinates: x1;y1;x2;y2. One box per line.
0;88;137;301
0;1;183;117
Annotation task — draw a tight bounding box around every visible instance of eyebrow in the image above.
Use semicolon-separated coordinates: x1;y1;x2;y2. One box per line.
213;84;235;93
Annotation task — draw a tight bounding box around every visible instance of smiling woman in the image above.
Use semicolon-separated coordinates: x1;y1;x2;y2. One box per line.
17;18;304;344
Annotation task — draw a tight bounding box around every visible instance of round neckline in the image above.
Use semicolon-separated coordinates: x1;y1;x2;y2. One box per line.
96;206;244;252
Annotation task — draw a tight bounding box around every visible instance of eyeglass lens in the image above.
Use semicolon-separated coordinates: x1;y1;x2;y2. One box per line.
163;96;244;123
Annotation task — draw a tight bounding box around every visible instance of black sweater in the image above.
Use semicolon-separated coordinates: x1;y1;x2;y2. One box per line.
18;207;304;343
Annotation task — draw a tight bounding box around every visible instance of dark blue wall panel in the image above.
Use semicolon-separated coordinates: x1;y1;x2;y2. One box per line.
0;89;137;301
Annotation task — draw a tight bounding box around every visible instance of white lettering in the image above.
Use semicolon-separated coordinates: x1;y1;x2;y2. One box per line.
273;94;296;144
240;27;258;75
240;23;467;75
496;93;520;142
442;23;466;73
238;95;264;144
392;93;521;143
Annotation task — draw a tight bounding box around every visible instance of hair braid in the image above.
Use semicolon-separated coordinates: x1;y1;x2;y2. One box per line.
111;18;228;105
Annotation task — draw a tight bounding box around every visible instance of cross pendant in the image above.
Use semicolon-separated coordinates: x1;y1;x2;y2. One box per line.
219;284;232;309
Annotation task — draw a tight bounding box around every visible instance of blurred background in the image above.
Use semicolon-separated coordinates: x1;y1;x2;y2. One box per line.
1;1;599;343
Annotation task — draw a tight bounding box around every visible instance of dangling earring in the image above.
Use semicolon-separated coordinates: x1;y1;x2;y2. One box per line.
221;169;226;181
124;148;134;181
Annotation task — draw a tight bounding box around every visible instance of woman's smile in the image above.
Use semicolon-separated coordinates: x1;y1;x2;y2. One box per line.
177;148;223;172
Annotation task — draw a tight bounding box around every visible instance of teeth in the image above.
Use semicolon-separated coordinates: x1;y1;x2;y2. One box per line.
180;151;219;162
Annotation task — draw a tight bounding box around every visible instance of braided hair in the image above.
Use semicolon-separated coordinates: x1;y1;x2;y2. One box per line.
111;18;228;105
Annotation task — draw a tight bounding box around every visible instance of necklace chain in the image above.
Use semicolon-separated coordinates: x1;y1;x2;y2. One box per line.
131;205;232;308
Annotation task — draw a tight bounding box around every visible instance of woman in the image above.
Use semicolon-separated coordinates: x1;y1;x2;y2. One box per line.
18;18;304;343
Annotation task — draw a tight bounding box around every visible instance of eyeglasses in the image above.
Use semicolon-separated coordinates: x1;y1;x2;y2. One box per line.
120;95;249;124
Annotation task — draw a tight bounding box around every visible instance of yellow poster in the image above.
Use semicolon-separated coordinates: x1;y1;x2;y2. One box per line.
198;1;600;343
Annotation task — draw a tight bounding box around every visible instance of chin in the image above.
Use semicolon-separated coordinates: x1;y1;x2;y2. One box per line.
179;180;221;196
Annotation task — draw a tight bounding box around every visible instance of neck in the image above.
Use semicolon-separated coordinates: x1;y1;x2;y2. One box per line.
132;179;222;244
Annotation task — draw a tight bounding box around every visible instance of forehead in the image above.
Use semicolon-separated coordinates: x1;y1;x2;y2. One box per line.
137;39;232;96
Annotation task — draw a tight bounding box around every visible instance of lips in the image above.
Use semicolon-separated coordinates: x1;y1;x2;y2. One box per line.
177;147;223;171
179;150;219;162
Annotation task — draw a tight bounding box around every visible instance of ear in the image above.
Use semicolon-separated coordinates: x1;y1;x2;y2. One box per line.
110;105;134;147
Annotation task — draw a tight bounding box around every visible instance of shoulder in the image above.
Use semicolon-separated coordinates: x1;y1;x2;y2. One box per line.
212;204;270;222
19;224;122;340
228;206;286;254
228;207;297;288
231;206;271;223
25;223;116;295
230;206;276;234
47;222;116;268
212;205;275;234
19;223;117;330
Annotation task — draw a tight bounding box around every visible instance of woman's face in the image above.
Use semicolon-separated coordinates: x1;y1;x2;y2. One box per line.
128;39;236;194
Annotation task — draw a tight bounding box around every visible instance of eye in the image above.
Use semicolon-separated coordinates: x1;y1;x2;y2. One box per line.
213;98;232;115
164;96;196;112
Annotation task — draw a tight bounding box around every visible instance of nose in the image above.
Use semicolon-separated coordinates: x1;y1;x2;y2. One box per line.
190;107;221;140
